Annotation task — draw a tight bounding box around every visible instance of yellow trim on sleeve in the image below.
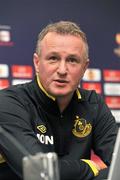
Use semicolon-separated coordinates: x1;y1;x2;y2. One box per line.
0;154;6;164
82;159;99;176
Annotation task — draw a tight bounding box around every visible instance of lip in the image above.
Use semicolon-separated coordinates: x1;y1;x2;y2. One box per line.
53;79;69;86
54;79;69;83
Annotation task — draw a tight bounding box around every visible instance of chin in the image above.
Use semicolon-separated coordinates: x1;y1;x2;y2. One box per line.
51;91;72;97
52;93;66;97
49;87;73;96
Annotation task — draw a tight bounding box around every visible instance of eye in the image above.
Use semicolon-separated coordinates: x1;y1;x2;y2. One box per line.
67;57;79;64
50;56;56;60
49;56;58;61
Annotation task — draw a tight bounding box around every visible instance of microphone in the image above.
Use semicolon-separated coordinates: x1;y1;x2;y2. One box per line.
0;126;60;180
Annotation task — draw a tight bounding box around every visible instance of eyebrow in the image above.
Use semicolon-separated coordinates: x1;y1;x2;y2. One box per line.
45;51;82;61
46;51;80;57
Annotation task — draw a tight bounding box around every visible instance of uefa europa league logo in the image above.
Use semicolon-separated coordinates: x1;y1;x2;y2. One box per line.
114;33;120;57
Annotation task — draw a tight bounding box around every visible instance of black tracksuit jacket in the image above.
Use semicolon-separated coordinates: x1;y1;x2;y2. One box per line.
0;77;118;180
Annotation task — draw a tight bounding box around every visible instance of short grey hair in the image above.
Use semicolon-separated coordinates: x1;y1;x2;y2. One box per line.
35;21;89;60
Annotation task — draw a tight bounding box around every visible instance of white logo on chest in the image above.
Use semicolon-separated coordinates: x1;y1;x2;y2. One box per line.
37;134;54;145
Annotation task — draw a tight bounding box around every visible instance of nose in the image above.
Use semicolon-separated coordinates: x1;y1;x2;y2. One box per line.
57;60;67;75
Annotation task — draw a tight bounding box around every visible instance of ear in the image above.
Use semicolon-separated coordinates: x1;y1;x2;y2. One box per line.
33;53;40;74
82;59;89;77
84;59;89;72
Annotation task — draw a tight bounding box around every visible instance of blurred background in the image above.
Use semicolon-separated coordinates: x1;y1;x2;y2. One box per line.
0;0;120;122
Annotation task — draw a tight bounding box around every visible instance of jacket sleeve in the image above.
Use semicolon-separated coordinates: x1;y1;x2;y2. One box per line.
59;158;97;180
0;91;44;178
92;93;118;166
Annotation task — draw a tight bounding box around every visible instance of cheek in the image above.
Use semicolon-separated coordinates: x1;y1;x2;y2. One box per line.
39;64;54;83
70;68;84;85
72;68;83;79
38;63;48;76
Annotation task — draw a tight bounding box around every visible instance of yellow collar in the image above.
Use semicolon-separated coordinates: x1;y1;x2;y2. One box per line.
76;88;81;100
37;74;55;101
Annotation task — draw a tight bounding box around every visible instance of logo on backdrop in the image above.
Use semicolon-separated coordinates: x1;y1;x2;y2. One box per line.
0;64;9;77
114;33;120;57
83;68;101;82
11;65;33;78
0;25;14;46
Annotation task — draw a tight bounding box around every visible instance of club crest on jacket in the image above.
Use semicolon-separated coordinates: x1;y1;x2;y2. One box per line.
72;116;92;138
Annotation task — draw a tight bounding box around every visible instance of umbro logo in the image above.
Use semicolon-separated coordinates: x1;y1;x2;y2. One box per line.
37;125;54;145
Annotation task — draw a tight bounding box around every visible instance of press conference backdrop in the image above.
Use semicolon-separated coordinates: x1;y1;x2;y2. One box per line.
0;0;120;122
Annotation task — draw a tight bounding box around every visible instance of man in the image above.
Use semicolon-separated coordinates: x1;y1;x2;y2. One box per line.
0;21;118;180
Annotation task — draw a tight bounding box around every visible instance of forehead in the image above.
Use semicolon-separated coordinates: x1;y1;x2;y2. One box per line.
40;32;85;54
41;32;84;44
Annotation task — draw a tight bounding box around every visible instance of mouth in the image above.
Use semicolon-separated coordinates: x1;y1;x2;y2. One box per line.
54;79;69;83
54;79;69;85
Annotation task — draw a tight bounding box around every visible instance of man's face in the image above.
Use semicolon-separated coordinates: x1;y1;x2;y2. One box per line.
34;32;89;98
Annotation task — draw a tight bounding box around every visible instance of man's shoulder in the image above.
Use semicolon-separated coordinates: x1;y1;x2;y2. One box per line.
79;88;102;104
0;80;34;103
0;80;33;95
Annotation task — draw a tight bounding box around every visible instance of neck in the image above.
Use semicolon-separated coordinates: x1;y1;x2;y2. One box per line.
56;93;73;112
